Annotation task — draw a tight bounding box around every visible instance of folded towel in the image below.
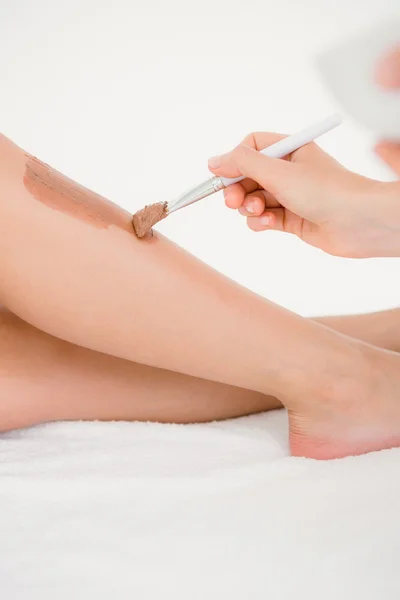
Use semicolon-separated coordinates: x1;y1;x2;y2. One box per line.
1;410;399;599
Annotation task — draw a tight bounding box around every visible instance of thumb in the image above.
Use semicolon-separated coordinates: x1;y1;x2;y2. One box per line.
375;141;400;175
376;46;400;89
208;145;295;196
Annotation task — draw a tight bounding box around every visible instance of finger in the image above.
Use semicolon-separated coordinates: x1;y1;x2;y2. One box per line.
238;190;280;216
247;190;281;209
238;194;265;217
216;145;295;197
240;131;287;151
240;178;261;194
375;46;400;89
375;141;400;175
246;209;285;232
223;182;246;209
223;179;262;209
208;132;289;179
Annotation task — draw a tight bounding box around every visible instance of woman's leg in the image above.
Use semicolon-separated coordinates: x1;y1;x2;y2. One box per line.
1;307;398;432
0;307;278;431
0;133;399;458
0;133;379;395
315;309;400;353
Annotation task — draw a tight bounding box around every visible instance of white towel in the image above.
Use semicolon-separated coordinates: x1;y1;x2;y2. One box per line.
0;410;399;599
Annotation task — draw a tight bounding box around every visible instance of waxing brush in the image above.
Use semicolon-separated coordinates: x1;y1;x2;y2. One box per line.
132;113;342;238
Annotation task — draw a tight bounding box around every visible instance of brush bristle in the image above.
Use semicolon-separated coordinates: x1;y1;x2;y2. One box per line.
132;202;168;238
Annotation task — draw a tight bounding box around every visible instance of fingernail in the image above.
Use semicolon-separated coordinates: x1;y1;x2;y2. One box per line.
246;202;255;214
208;155;221;169
260;215;271;227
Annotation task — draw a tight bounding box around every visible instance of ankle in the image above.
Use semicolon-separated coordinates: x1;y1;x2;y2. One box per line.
289;337;380;413
319;343;400;425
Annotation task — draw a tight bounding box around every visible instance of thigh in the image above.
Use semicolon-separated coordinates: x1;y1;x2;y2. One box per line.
0;308;281;431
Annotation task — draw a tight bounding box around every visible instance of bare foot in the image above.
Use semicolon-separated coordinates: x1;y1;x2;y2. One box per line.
287;348;400;460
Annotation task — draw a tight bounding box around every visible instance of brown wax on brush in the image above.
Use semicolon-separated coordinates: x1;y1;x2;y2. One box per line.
132;202;168;238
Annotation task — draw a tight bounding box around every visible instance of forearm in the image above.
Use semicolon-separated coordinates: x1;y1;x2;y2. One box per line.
0;133;381;402
315;308;400;353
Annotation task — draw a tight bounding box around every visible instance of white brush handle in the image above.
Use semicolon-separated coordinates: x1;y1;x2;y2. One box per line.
167;113;343;215
219;113;343;187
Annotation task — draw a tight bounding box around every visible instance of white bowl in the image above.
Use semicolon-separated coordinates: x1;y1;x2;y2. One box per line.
316;19;400;140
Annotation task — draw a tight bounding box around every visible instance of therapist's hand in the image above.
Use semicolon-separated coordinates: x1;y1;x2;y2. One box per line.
208;132;400;258
376;45;400;89
375;45;400;176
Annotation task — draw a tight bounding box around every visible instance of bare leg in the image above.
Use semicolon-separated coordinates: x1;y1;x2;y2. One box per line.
1;307;398;432
315;309;400;353
0;133;400;458
0;133;382;396
0;308;278;431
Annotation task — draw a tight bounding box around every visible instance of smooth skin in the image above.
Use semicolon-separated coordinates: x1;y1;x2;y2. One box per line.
375;44;400;175
2;305;399;432
1;132;400;459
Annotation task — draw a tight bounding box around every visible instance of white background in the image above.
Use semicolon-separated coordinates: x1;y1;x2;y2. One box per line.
0;0;399;316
